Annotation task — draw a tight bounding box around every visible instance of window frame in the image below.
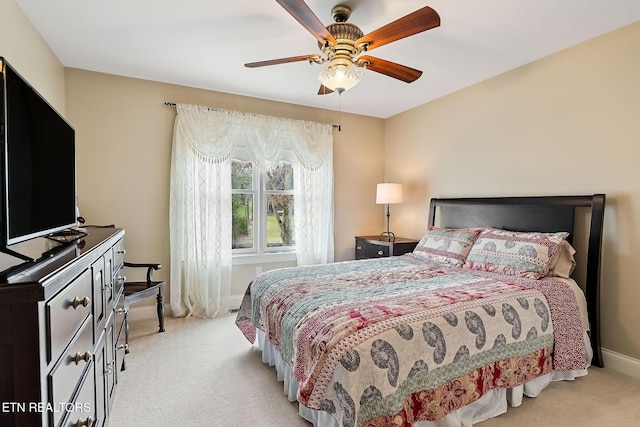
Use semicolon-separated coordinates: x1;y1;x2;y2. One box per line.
231;148;296;258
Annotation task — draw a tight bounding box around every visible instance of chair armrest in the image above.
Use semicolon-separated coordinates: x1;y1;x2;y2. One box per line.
124;262;162;282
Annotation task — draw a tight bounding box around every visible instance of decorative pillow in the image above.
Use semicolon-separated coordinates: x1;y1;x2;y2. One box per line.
463;228;569;279
548;240;577;278
413;227;483;266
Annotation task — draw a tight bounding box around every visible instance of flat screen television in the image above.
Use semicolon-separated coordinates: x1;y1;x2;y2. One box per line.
0;57;77;258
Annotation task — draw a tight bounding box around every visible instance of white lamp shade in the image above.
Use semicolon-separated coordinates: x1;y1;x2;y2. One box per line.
376;183;403;204
317;62;363;92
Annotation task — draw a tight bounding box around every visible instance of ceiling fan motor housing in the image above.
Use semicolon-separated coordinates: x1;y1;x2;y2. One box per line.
326;22;363;41
319;22;365;68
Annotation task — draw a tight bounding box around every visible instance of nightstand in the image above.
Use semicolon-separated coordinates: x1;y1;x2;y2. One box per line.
355;236;419;260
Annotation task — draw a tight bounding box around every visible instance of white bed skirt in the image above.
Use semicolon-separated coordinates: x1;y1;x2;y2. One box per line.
255;330;591;427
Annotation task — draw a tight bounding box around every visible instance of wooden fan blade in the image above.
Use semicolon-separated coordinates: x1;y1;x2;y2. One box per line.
358;56;422;83
355;6;440;51
276;0;337;45
317;85;334;95
245;54;321;68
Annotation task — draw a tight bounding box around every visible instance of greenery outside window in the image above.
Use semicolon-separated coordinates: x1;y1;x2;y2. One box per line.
231;150;295;254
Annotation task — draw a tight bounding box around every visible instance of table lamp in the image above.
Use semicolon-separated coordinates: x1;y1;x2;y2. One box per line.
376;183;403;242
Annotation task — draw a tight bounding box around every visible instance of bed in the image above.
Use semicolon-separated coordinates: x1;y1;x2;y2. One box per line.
235;194;606;427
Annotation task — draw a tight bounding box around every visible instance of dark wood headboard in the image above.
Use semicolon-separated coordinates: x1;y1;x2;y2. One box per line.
428;195;606;367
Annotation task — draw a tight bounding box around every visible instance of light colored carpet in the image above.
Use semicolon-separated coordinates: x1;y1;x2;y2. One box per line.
108;314;640;427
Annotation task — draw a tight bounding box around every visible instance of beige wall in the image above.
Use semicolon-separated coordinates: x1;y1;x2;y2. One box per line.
385;21;640;361
0;0;66;112
64;69;385;297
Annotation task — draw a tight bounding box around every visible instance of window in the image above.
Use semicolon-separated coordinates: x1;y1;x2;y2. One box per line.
231;150;295;255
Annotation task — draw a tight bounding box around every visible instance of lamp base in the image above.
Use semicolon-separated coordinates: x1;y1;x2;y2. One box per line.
379;231;396;242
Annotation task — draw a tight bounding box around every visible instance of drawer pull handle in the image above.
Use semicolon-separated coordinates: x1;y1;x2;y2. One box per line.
378;250;384;255
117;276;126;285
117;249;127;255
117;343;129;352
75;416;93;427
71;296;91;309
115;308;127;314
356;246;362;250
71;351;92;365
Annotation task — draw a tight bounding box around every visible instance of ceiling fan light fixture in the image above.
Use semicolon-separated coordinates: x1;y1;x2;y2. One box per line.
317;62;362;93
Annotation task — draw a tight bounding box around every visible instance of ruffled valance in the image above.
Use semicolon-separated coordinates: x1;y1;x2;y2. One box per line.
175;103;332;170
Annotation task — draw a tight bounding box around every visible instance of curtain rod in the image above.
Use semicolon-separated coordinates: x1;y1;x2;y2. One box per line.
164;101;341;131
165;101;218;111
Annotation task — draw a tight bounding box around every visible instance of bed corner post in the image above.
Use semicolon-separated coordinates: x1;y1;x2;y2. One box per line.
586;193;606;368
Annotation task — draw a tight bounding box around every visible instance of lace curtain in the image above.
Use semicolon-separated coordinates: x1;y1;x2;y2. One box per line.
170;103;334;318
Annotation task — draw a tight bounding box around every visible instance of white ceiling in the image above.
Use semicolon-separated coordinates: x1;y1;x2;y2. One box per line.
15;0;640;118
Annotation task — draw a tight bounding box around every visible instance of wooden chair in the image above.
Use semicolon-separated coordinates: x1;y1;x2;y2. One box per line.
123;262;166;353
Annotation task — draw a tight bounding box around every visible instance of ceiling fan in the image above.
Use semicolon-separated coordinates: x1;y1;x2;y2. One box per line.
245;0;441;95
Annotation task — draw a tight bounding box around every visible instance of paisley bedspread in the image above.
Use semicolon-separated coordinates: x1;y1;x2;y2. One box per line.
235;254;587;427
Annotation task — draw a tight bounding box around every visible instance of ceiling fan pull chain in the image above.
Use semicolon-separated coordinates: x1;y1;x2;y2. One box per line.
338;91;342;132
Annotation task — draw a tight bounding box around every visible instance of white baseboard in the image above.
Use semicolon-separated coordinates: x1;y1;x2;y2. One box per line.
127;297;244;321
230;294;244;311
602;347;640;380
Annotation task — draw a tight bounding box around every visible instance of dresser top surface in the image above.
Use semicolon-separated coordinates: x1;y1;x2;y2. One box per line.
1;227;124;287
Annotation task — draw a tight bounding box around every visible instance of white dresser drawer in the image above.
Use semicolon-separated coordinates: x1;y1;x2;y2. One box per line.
48;315;93;427
46;269;92;364
61;366;95;427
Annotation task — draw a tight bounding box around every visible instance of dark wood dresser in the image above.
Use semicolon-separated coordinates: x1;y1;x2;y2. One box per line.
355;235;419;259
0;227;126;427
